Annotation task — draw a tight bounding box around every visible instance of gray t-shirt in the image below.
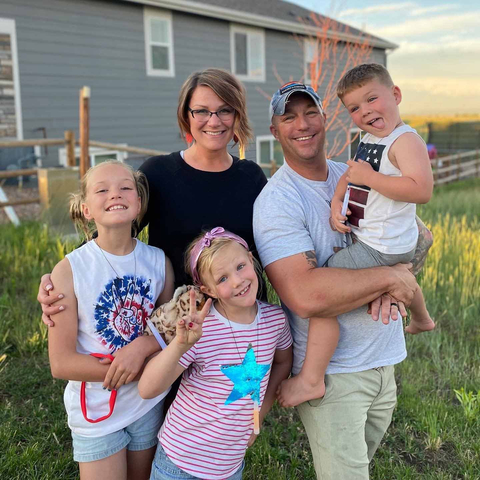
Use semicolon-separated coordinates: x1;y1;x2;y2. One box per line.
253;160;406;375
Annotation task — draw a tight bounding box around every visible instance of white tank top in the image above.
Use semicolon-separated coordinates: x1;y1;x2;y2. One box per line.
64;239;169;437
348;124;421;254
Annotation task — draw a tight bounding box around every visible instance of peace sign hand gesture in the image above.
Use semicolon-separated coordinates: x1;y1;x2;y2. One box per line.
176;289;212;348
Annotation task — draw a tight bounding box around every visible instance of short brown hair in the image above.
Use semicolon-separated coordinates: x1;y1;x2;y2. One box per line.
336;63;394;100
177;68;253;153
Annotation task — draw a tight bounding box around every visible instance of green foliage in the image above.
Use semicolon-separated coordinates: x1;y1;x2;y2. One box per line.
454;388;480;422
1;179;480;478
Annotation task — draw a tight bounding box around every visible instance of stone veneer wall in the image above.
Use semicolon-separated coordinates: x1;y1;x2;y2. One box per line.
0;33;16;138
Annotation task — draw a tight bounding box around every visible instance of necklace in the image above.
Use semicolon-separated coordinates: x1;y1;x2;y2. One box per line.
217;301;264;435
95;238;137;288
217;302;259;359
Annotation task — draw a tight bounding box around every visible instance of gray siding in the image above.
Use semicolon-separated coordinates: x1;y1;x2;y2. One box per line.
0;0;388;166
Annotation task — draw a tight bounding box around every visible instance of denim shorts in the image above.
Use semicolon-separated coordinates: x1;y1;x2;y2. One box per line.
72;399;164;463
150;443;244;480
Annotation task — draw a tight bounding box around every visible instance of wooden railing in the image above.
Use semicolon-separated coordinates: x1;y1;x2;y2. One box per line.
432;149;480;186
0;137;166;211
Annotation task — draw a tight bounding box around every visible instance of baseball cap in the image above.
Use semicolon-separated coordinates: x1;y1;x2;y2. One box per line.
269;82;324;119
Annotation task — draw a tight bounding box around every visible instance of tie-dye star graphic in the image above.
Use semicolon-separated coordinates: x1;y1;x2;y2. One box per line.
94;275;155;352
220;344;270;405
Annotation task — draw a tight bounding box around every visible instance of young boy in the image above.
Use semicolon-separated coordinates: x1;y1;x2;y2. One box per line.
277;63;435;408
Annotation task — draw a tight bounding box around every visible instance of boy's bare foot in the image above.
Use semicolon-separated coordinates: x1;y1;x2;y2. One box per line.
405;313;436;334
277;375;326;408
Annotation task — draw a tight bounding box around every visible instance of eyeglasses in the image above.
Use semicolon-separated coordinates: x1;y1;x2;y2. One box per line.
188;107;235;121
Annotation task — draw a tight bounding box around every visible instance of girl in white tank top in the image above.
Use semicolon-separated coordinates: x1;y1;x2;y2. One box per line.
47;161;174;480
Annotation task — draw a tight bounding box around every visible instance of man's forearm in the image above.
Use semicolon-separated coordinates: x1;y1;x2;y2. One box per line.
300;265;397;318
266;252;416;320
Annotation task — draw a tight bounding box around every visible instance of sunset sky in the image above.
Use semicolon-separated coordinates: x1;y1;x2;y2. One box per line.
290;0;480;114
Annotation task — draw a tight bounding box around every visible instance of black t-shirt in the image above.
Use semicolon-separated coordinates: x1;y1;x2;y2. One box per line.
139;152;268;287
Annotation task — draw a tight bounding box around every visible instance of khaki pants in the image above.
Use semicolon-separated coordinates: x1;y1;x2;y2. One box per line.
297;365;397;480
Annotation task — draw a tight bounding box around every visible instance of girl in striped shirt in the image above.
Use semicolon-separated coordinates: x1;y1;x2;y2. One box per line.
139;227;292;480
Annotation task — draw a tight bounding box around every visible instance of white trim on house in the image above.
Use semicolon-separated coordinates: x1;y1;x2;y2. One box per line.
256;134;284;177
128;0;398;50
0;18;23;140
144;7;175;77
348;128;362;159
58;146;128;167
304;38;316;84
230;24;265;82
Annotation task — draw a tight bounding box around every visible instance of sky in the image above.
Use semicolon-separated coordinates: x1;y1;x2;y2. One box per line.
289;0;480;115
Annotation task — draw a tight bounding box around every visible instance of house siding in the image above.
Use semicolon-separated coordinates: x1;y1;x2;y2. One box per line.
0;0;388;167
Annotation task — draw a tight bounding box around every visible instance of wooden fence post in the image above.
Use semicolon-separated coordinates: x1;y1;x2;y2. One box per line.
79;86;90;178
456;153;461;182
64;130;76;167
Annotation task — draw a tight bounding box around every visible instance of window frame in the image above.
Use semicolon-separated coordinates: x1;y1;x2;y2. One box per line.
256;135;284;178
230;24;265;82
303;38;317;85
348;128;363;160
58;146;128;168
0;18;23;140
144;8;175;78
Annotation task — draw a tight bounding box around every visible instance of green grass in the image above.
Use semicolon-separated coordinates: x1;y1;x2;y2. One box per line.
1;178;480;479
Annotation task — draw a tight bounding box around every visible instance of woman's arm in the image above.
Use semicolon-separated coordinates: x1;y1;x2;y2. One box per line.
48;259;111;382
38;274;66;327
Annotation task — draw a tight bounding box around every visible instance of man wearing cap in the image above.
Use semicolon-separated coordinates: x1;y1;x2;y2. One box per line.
252;82;418;479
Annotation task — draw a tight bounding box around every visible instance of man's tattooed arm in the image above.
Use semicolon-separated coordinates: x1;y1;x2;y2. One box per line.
303;251;318;269
411;216;434;276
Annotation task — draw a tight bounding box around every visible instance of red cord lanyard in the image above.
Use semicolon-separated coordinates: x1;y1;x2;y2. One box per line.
80;353;117;423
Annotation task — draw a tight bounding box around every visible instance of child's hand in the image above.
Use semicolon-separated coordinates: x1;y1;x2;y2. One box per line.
330;196;351;234
176;289;212;347
101;342;146;391
346;159;374;186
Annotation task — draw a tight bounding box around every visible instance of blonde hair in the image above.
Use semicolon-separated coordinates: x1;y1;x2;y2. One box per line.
185;233;263;299
69;160;149;240
177;68;253;153
336;63;394;100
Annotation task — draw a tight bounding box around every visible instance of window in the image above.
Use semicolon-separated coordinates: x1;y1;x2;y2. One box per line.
256;135;284;178
304;39;317;84
230;25;265;82
58;146;128;167
0;18;23;139
348;129;363;159
144;8;174;77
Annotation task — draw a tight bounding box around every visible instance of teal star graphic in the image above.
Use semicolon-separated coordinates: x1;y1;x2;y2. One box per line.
220;344;270;405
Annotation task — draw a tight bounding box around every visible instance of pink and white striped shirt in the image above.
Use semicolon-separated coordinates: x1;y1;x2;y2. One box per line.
159;301;292;479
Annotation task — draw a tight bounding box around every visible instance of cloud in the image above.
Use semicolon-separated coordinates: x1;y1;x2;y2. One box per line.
392;38;480;55
374;12;480;38
394;77;480;97
410;4;457;16
338;2;415;17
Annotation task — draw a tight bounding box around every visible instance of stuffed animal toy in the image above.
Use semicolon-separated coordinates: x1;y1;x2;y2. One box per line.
144;285;206;344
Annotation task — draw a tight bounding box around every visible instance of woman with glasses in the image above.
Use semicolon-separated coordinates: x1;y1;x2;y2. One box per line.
137;68;267;288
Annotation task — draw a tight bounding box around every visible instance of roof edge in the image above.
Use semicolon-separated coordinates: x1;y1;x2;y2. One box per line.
128;0;398;50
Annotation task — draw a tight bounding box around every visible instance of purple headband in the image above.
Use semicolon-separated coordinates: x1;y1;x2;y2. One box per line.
190;227;249;286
